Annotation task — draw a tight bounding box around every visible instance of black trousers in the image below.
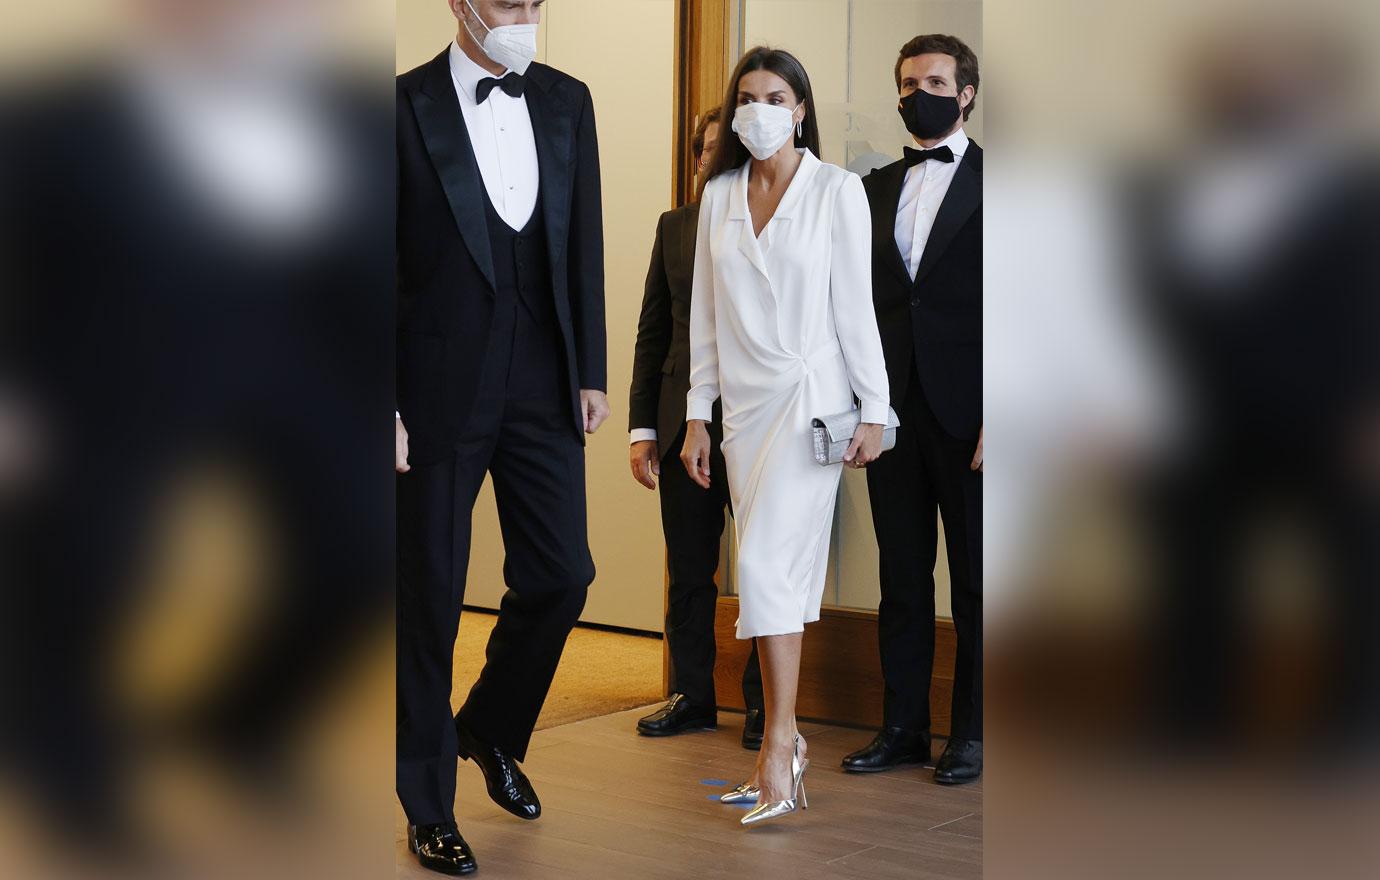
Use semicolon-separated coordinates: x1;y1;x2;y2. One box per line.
866;366;983;740
396;295;593;827
657;425;763;711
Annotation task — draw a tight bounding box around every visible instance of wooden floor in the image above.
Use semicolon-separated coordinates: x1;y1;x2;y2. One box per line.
395;704;982;879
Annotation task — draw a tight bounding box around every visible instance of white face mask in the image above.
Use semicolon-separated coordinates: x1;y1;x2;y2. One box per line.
463;0;539;75
731;102;798;161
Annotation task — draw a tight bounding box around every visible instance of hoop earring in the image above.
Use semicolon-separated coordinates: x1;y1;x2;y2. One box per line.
795;120;804;139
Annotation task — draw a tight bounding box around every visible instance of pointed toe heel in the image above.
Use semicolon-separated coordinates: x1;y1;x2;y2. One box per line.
719;781;760;804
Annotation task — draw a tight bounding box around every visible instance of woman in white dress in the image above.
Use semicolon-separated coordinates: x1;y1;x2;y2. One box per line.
680;47;891;826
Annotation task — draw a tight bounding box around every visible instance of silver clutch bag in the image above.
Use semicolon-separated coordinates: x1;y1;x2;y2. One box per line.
811;407;900;466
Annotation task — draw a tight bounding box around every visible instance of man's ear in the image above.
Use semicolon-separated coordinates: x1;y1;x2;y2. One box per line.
959;84;976;113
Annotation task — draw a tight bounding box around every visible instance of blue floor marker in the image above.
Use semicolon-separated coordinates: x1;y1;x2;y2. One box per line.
699;778;729;787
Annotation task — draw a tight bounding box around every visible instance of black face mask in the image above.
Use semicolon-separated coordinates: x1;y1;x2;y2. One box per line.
898;88;962;140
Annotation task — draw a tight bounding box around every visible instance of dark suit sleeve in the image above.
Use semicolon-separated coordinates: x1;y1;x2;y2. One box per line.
568;84;607;392
628;212;674;432
394;94;402;418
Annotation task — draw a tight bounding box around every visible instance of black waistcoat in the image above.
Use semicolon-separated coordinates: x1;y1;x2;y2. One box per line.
480;183;555;325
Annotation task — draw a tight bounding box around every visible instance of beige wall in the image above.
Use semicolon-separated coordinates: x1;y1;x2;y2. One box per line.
397;0;677;631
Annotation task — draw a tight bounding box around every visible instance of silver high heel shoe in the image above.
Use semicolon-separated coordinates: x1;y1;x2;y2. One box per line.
719;781;760;804
740;734;809;826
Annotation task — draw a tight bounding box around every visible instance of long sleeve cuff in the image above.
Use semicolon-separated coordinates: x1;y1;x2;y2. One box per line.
860;400;891;426
629;428;658;445
685;397;714;423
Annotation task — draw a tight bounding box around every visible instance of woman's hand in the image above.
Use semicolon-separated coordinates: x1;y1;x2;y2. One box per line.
679;420;713;489
843;422;884;469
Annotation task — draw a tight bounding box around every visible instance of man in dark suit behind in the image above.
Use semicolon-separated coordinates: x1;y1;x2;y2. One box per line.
394;1;610;873
843;34;984;785
627;109;765;749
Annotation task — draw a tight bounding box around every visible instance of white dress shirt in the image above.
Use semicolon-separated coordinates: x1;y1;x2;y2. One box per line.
448;40;539;231
895;127;968;279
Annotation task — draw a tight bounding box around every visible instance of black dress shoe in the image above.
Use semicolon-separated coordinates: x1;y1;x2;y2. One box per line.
636;693;717;737
933;738;982;785
741;708;765;751
408;823;477;875
841;726;932;773
455;719;541;820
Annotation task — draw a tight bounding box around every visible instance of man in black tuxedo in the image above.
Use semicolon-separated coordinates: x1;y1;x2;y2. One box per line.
395;1;609;872
627;109;765;749
843;34;983;785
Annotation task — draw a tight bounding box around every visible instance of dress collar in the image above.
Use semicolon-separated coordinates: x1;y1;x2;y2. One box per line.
728;148;822;221
911;126;969;160
448;39;508;107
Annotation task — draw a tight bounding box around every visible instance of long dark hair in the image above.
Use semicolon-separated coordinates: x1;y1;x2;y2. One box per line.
700;46;822;189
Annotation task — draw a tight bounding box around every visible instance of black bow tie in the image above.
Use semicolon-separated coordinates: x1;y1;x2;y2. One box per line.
476;73;525;104
903;145;955;167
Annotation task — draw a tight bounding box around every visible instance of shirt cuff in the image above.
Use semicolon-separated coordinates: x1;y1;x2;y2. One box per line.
860;400;891;426
685;398;714;423
629;428;658;445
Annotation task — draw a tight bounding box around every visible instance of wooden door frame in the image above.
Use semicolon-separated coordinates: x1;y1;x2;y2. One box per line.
671;0;738;206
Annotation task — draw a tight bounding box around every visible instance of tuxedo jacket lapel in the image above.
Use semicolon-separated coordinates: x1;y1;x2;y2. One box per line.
913;140;981;286
407;50;496;295
522;66;576;269
873;161;913;287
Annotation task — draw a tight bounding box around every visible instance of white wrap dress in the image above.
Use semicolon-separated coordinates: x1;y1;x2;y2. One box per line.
686;149;891;639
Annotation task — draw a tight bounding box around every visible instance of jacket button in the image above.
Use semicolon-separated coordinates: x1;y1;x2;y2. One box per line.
910;297;921;307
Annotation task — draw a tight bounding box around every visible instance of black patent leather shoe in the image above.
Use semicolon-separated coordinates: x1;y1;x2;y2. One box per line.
933;738;982;785
741;708;765;751
408;823;477;875
455;719;541;820
841;726;932;773
636;693;717;737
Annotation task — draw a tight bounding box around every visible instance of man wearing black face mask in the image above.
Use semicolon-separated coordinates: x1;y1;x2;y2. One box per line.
843;34;983;785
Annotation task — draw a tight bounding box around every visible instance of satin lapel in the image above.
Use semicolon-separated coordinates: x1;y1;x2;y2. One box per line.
523;74;575;267
409;51;495;295
913;147;980;286
875;161;913;287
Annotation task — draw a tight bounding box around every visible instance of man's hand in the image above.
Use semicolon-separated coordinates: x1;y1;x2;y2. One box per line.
395;416;410;474
843;422;885;469
629;439;660;490
971;425;983;472
679;420;713;490
581;390;610;435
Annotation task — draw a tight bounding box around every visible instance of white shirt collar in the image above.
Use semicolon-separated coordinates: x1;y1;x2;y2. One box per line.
912;126;968;159
449;39;509;106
